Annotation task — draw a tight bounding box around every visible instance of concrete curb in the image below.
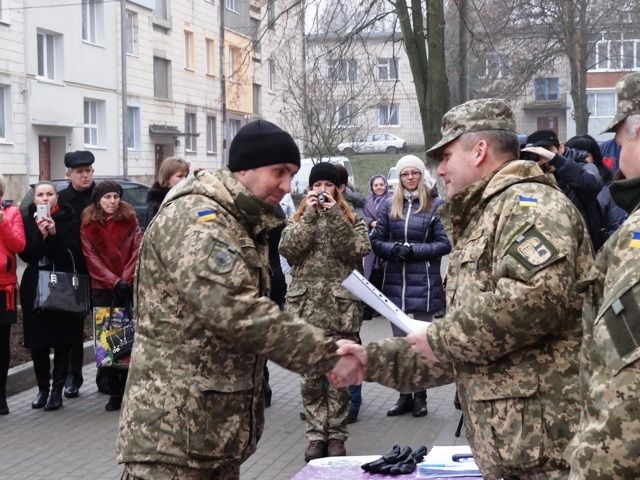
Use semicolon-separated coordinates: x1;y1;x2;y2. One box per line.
6;340;95;396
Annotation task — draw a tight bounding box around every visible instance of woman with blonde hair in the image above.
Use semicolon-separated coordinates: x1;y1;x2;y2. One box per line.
370;155;451;418
145;156;190;225
280;162;370;462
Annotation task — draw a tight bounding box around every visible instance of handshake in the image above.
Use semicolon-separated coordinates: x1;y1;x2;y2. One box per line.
391;242;413;261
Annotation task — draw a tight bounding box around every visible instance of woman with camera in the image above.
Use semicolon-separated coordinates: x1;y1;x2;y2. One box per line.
20;181;82;411
280;162;371;462
370;155;451;418
0;174;25;415
81;181;142;411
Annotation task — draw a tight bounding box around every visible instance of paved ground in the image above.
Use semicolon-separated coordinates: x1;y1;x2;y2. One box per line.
0;316;466;480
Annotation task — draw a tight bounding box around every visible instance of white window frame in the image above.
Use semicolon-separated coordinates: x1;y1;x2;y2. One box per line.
378;103;399;126
377;58;398;81
534;77;560;102
184;30;195;70
83;98;104;147
225;0;237;13
479;53;509;79
37;31;57;80
0;1;5;22
185;112;197;152
328;59;357;83
590;32;640;72
268;58;275;92
125;10;138;56
330;103;356;127
205;38;215;76
82;0;104;45
154;0;168;21
206;115;216;155
153;56;171;98
0;85;7;140
126;105;141;150
587;91;617;118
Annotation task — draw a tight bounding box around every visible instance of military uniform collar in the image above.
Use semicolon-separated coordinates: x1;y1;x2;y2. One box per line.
610;175;640;214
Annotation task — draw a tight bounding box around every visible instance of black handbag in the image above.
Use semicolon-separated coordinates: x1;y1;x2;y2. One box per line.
34;249;91;316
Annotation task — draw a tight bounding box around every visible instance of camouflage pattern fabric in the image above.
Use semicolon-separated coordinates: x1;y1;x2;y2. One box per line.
117;168;340;478
122;461;239;480
365;160;593;480
427;98;516;158
566;180;640;479
280;203;370;442
603;72;640;133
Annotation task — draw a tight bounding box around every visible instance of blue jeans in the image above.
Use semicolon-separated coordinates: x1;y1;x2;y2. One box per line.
349;384;362;412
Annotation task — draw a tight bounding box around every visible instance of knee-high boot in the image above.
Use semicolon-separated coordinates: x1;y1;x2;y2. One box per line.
31;347;51;409
44;347;69;411
0;325;11;415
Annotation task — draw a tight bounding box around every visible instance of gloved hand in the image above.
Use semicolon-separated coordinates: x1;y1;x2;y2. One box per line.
114;281;133;302
391;243;413;261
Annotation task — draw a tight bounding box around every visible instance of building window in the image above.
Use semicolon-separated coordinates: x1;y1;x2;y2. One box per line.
590;33;640;71
153;56;171;98
268;58;275;92
479;53;509;79
534;77;560;102
229;46;242;81
330;104;356;127
184;30;195;70
587;92;616;117
84;99;104;147
206;38;215;75
378;103;399;126
225;0;237;13
253;83;261;115
37;31;58;80
0;85;6;140
185;112;197;152
377;58;398;81
125;10;138;56
0;1;4;22
126;106;141;149
154;0;168;20
206;115;216;154
229;118;241;139
328;59;357;83
82;0;103;45
251;17;260;55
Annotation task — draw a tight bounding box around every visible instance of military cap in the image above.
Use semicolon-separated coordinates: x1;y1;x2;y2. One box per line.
64;150;95;168
602;72;640;133
427;98;516;158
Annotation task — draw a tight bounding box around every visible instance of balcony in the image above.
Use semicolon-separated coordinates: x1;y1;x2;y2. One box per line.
523;93;568;111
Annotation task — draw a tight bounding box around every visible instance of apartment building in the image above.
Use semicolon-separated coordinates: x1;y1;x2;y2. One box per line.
0;0;303;201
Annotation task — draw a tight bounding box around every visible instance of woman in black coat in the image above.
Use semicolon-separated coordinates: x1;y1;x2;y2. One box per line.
20;182;84;411
144;156;189;225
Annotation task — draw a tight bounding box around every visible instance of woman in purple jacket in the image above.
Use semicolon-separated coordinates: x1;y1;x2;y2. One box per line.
370;155;451;418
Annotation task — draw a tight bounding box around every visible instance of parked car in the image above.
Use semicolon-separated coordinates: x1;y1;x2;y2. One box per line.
291;156;355;195
20;177;151;230
387;166;399;192
337;133;406;154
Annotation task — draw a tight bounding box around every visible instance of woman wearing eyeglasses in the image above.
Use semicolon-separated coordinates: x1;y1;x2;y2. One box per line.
370;155;451;418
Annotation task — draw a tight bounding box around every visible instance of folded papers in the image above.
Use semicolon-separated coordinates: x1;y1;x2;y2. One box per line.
416;446;481;478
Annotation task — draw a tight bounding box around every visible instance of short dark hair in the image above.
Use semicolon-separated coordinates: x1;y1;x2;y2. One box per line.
460;130;520;159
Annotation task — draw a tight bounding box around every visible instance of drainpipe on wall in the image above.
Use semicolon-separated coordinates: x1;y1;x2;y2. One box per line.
120;0;128;177
220;0;227;165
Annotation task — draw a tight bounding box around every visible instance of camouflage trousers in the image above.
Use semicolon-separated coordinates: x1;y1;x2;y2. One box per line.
301;372;350;442
501;468;569;480
121;461;240;480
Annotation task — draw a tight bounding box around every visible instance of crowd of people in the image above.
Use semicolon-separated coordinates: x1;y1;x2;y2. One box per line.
0;72;638;480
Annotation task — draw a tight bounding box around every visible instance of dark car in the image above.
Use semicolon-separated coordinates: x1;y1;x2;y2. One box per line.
20;177;151;230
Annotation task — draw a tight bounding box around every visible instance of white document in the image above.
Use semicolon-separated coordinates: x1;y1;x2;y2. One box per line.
341;270;430;334
417;445;481;478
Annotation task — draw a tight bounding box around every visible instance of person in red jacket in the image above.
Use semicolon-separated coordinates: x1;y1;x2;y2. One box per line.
81;181;142;411
0;174;26;414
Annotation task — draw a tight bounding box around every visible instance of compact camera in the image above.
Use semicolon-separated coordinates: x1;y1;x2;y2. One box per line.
317;193;326;204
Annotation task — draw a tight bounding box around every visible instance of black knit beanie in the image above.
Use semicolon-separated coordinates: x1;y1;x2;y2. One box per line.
308;162;340;187
228;120;300;172
93;180;123;204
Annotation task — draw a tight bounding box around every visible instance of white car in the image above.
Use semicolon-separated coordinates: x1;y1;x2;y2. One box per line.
291;156;355;195
337;133;406;154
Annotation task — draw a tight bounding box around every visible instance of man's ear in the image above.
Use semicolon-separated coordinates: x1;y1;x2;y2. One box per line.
472;139;489;167
65;169;71;180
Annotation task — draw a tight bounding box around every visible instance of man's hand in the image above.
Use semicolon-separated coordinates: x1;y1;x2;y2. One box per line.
327;340;368;387
521;146;554;161
406;327;439;363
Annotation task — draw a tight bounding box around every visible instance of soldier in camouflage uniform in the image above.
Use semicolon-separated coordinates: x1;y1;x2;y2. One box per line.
566;72;640;479
117;121;355;480
336;98;593;479
280;162;371;461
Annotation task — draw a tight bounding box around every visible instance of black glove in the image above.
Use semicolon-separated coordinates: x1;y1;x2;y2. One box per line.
115;281;132;302
391;243;413;261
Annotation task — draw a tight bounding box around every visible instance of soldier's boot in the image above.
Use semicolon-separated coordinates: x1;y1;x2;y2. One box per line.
327;439;346;457
412;391;428;417
304;440;327;462
387;393;413;416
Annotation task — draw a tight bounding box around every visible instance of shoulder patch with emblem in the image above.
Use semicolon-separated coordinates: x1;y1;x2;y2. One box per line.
198;208;218;223
507;225;558;270
208;243;236;274
518;195;538;207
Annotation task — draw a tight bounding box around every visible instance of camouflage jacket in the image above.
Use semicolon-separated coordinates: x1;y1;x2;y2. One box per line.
280;204;371;333
365;160;592;479
566;175;640;479
117;168;339;471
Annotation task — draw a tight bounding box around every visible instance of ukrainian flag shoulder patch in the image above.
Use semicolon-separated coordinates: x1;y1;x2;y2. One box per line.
630;231;640;249
198;209;218;223
518;195;538;207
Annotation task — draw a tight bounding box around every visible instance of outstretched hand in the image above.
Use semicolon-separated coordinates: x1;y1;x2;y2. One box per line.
327;340;368;388
406;327;439;363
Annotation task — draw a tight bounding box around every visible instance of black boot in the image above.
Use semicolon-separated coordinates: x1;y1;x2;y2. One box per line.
412;391;428;417
387;393;413;416
263;364;272;407
105;395;122;411
44;390;63;411
0;397;7;415
45;347;69;411
31;387;49;409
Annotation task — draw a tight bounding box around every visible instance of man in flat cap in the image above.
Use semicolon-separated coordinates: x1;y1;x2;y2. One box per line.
566;72;640;479
58;150;96;398
117;120;359;479
336;99;593;479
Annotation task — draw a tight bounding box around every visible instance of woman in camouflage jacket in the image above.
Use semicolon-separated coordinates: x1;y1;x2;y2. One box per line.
280;162;371;462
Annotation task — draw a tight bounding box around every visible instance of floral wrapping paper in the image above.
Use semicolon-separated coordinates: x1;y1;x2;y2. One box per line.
93;307;134;368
